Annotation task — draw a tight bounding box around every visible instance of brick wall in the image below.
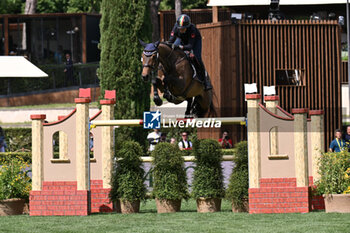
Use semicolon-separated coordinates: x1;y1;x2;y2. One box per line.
29;180;115;216
249;178;310;214
29;181;89;216
249;177;325;214
90;180;113;213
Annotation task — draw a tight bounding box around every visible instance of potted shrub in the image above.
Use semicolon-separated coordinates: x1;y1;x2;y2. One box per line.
109;141;146;214
316;151;350;213
192;139;224;213
226;141;249;212
0;157;31;216
151;143;188;213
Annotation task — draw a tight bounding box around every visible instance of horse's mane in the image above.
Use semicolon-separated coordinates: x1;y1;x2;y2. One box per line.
159;42;187;58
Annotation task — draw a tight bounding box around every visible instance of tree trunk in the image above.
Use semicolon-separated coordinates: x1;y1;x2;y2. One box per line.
150;0;161;42
175;0;182;20
24;0;37;14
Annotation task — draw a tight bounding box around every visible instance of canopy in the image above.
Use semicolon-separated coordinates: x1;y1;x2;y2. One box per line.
208;0;348;6
0;56;48;78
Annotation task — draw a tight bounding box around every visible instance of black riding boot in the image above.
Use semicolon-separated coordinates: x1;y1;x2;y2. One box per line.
197;59;213;91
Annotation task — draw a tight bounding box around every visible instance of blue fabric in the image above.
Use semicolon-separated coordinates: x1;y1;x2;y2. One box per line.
192;38;202;63
174;37;202;63
329;138;346;152
144;43;157;52
174;38;182;46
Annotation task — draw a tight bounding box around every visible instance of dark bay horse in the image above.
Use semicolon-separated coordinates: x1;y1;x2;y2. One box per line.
140;40;213;117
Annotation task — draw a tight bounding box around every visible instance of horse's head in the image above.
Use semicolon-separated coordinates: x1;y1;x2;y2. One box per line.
139;40;160;82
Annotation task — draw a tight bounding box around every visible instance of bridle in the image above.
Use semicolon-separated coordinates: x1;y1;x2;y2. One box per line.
142;50;159;72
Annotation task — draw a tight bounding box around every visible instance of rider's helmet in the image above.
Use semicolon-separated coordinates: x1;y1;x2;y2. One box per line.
176;14;191;29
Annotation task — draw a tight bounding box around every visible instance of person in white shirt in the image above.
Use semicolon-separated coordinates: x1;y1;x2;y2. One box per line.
178;132;192;150
147;129;161;151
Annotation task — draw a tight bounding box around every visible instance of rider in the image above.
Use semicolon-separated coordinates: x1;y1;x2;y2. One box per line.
167;14;212;91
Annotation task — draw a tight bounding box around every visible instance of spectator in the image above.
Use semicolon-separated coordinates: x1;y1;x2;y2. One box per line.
329;129;346;152
54;45;63;64
147;129;161;151
89;132;94;152
178;131;192;150
0;127;7;152
170;137;176;145
160;133;167;142
218;131;233;149
344;126;350;150
64;53;74;86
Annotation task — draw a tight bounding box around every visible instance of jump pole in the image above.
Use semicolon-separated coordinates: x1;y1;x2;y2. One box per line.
90;117;246;127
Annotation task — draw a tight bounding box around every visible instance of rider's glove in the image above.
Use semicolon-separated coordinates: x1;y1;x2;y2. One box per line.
179;45;184;50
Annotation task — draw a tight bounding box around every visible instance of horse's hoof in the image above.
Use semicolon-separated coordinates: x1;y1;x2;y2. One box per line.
154;96;163;106
163;92;171;101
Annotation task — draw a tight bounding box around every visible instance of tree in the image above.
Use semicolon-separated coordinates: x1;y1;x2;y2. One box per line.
24;0;37;14
150;0;161;42
0;0;23;14
98;0;151;149
160;0;208;11
175;0;181;20
36;0;69;13
67;0;101;13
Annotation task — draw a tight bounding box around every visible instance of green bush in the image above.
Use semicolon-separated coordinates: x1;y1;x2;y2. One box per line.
222;148;235;155
0;152;32;163
151;143;189;200
226;141;248;210
315;151;350;195
0;156;31;200
109;141;146;202
2;128;31;152
191;139;224;199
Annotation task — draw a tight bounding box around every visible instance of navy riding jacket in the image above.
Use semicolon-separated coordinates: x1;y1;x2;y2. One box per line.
168;24;202;51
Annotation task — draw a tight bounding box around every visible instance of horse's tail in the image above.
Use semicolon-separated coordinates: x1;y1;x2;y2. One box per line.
208;101;217;117
207;89;217;117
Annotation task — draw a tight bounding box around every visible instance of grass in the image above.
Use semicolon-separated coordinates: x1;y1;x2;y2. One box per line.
1;200;350;233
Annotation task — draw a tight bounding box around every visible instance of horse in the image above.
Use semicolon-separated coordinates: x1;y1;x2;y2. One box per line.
140;40;213;117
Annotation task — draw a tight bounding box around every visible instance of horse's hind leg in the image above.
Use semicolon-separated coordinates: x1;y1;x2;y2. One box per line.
185;98;193;118
152;77;163;106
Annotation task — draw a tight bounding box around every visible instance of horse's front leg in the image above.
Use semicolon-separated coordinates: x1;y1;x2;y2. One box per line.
185;98;193;118
152;76;163;106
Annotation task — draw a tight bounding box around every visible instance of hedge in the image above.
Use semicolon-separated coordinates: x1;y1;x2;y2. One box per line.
2;128;32;152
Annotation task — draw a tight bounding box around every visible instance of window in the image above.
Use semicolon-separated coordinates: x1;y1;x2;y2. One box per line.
52;131;68;160
275;69;304;86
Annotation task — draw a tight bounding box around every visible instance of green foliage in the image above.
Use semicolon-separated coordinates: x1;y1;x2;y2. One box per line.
36;0;69;13
110;141;146;201
160;0;208;10
191;139;224;199
0;157;31;200
0;0;23;14
151;143;188;200
0;152;32;163
99;0;151;149
232;141;248;168
2;128;31;152
67;0;101;13
226;141;248;210
222;148;235;155
315;151;350;195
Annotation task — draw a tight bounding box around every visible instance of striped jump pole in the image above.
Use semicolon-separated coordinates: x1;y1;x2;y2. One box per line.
90;117;246;127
